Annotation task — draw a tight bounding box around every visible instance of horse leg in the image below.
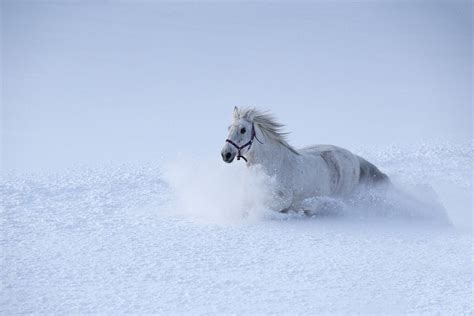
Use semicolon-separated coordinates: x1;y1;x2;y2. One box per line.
270;186;293;213
300;196;345;217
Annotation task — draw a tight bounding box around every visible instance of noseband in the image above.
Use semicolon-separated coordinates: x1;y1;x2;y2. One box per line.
226;123;263;162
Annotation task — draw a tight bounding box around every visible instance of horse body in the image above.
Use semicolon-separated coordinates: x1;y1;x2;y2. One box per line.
221;107;389;213
299;145;361;195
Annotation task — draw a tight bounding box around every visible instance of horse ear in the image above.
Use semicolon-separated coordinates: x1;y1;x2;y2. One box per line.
233;106;240;119
244;108;256;121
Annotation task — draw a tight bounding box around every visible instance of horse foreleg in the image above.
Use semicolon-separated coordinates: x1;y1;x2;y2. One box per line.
269;186;293;213
299;196;345;217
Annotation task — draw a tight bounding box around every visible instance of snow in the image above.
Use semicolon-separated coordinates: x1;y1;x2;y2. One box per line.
1;141;472;313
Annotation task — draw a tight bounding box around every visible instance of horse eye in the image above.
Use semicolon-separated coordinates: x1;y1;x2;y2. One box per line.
240;128;246;134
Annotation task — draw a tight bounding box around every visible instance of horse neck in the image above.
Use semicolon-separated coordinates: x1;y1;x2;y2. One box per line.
246;126;297;174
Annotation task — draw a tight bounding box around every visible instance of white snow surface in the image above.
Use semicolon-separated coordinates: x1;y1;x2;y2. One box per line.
1;141;472;314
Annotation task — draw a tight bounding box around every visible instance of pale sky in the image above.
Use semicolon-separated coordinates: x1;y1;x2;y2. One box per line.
2;1;472;171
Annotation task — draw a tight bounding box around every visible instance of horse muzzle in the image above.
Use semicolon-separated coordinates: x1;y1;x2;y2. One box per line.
221;149;236;163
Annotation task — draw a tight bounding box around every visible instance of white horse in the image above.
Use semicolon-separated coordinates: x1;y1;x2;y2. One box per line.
221;107;390;213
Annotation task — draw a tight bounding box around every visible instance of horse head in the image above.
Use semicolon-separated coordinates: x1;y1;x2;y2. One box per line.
221;106;260;163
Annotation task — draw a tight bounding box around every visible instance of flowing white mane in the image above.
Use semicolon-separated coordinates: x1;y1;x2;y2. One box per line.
235;107;299;155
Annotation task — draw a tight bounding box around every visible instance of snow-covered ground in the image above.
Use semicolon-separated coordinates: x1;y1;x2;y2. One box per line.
1;141;472;314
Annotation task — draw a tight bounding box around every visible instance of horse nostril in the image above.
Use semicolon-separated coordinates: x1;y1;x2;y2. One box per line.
225;152;232;160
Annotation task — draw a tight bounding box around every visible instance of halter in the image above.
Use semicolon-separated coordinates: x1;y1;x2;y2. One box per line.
226;122;263;162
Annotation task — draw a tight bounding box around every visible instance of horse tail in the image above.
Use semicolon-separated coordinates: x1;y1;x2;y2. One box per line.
357;156;390;186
